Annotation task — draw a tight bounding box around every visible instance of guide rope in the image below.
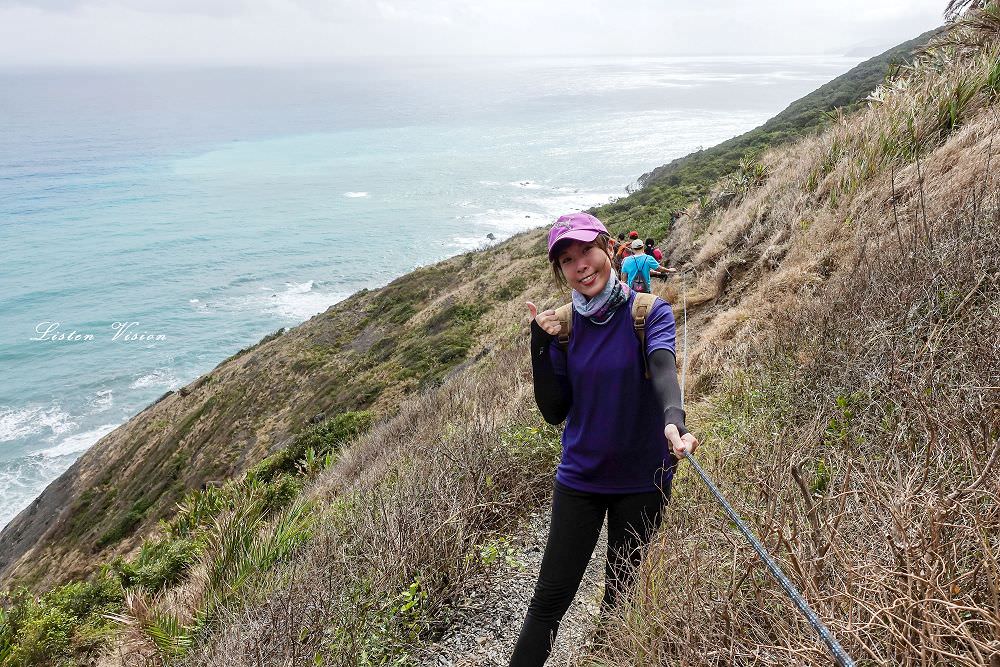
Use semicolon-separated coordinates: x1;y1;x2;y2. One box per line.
676;267;856;667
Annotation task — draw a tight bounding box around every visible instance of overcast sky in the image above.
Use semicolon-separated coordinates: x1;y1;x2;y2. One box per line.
0;0;948;66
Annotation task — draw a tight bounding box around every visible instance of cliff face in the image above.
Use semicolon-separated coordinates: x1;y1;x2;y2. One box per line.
0;232;556;590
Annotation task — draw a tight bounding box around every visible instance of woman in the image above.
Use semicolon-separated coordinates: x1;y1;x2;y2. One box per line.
512;212;698;667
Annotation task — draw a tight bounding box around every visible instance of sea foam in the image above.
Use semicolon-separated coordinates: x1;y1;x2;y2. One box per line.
0;405;76;443
37;423;118;458
129;369;182;390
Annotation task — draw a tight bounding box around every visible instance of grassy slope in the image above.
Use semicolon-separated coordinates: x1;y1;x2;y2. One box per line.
0;231;566;667
0;29;936;600
0;17;992;662
577;9;1000;663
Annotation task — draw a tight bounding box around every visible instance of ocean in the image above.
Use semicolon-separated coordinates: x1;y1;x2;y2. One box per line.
0;55;861;528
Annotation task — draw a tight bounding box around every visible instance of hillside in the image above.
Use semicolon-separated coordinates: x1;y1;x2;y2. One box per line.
0;241;553;591
2;5;998;666
0;28;930;590
0;31;938;598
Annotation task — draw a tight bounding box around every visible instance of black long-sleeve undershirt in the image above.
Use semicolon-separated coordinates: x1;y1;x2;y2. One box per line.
648;345;689;438
529;319;688;435
530;320;573;425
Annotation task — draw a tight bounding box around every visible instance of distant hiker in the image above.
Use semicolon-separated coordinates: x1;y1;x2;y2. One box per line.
620;239;669;293
608;232;623;261
614;234;634;268
615;230;639;273
610;233;627;271
644;237;664;262
516;212;697;667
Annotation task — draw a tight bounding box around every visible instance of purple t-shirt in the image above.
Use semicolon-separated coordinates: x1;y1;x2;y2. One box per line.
550;292;678;493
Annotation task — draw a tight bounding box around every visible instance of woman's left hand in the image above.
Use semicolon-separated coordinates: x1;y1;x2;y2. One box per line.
664;423;699;457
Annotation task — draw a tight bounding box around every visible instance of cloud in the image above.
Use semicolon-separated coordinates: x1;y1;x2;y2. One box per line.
0;0;256;16
0;0;948;65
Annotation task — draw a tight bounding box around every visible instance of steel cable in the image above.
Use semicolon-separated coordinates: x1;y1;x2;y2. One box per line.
676;267;856;667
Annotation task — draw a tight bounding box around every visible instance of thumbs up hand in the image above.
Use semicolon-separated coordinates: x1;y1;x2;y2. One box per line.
526;301;561;336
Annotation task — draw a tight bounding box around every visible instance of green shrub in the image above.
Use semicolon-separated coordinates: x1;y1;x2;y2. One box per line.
6;604;74;666
248;411;374;484
502;424;562;472
493;275;529;301
111;537;201;592
261;474;303;511
168;484;228;539
396;326;476;387
42;577;122;620
205;496;315;606
324;577;426;667
0;576;123;667
423;301;487;334
95;497;153;548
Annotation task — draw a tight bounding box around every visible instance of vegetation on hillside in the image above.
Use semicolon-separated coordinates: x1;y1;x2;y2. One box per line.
0;225;564;665
181;350;562;666
0;411;372;666
3;4;997;666
0;233;546;594
578;5;1000;665
593;29;940;241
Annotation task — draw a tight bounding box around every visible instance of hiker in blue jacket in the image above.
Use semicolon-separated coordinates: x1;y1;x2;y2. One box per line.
620;239;671;293
512;212;698;667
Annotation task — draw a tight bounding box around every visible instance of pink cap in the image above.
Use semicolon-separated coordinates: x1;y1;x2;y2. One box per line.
547;212;608;260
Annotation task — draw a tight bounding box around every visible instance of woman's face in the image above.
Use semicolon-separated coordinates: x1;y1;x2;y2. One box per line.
557;239;612;298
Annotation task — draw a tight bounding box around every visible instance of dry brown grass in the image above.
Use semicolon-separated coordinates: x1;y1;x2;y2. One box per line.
576;9;1000;666
103;10;1000;667
170;343;561;667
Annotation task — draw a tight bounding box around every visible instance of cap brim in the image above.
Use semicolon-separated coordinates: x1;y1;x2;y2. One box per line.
548;229;601;260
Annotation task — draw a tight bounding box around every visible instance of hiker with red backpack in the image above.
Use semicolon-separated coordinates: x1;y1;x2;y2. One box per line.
644;237;664;262
514;212;697;666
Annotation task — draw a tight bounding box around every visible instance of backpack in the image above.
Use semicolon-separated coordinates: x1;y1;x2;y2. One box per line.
553;292;658;379
625;255;651;293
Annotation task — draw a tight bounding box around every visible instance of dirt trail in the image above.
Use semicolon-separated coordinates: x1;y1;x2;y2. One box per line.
416;504;607;666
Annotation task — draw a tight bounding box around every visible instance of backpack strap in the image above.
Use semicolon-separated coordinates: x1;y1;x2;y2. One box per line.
632;292;657;379
554;295;657;380
554;303;573;349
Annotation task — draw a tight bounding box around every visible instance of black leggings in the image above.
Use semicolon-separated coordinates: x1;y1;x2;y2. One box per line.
509;479;669;667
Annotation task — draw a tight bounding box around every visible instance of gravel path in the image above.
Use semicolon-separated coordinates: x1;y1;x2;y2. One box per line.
415;504;606;667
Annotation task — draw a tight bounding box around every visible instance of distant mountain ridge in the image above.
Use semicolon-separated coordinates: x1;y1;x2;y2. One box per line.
596;28;940;237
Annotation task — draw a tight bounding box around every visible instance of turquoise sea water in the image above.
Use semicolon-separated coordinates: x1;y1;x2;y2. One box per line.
0;56;861;527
